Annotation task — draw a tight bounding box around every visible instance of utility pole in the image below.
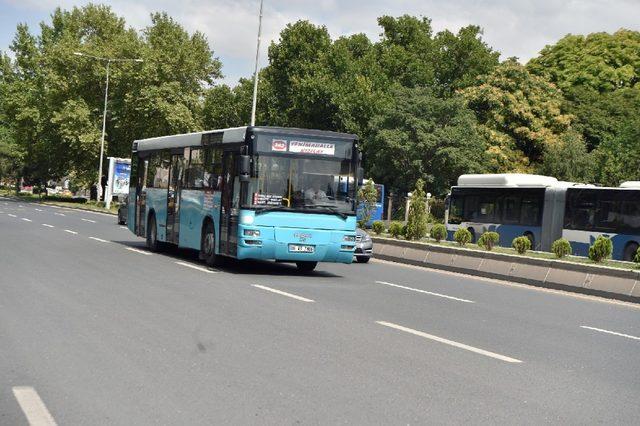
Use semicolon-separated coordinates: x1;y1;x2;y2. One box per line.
73;52;143;202
250;0;264;127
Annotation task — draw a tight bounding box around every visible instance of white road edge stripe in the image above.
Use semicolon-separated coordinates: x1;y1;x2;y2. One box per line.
252;284;315;303
21;218;32;222
81;218;96;223
376;280;475;303
42;224;54;228
89;237;109;243
126;247;152;255
580;326;640;341
64;229;77;235
376;321;522;363
175;261;217;273
12;386;57;426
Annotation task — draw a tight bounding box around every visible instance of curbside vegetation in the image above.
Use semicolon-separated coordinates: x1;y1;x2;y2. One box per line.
453;227;472;246
512;236;531;255
552;238;572;258
478;231;500;251
588;236;613;263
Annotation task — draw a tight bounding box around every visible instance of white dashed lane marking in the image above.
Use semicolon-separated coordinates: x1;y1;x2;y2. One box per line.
89;237;109;243
375;281;475;303
54;213;65;217
252;285;315;303
12;386;57;426
126;247;152;256
81;218;96;223
175;261;217;273
581;326;640;341
21;218;32;222
8;213;17;217
376;321;523;364
64;229;78;235
42;224;55;228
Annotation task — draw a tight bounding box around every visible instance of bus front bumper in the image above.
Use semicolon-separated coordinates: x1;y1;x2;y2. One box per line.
236;225;355;264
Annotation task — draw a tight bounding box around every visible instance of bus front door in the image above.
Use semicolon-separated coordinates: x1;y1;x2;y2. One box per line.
166;153;184;244
220;152;239;256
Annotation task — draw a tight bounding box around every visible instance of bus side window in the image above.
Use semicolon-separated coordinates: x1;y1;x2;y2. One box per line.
186;148;205;189
207;148;223;190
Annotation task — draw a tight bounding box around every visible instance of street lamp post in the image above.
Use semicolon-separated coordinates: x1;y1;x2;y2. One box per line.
73;52;143;201
250;0;264;127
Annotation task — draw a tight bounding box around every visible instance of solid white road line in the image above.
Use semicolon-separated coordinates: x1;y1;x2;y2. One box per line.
376;321;523;364
12;386;57;426
120;226;128;230
42;224;54;228
81;218;96;223
64;229;77;235
252;284;315;303
126;247;152;255
375;280;475;303
8;213;17;217
580;326;640;341
21;218;32;222
175;261;217;273
54;213;65;216
89;237;109;243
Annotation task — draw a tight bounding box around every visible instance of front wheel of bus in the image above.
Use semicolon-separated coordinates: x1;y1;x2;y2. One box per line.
296;261;317;272
201;221;219;267
623;242;638;262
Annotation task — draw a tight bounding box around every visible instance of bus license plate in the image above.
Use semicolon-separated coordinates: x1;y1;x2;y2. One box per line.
289;244;314;253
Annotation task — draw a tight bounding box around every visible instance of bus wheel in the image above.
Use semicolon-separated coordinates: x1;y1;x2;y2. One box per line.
146;214;161;252
201;221;218;266
524;232;535;250
623;242;639;262
296;261;317;272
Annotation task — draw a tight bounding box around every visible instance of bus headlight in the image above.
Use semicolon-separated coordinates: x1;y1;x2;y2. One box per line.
343;235;356;242
244;229;261;237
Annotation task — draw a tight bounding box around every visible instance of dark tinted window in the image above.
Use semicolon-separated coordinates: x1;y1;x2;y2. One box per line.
145;151;170;189
564;188;640;234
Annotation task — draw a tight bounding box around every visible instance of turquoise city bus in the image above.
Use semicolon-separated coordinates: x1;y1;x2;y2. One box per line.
127;126;361;271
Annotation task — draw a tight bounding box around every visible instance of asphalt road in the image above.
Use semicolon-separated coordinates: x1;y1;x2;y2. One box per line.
1;196;639;425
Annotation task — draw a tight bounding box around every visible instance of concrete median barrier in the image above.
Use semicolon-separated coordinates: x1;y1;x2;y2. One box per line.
372;237;640;303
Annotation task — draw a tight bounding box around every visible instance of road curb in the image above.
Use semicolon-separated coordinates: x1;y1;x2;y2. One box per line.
372;237;640;304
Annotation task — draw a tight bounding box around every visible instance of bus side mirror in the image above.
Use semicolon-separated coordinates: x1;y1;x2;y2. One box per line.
238;155;251;182
357;167;364;186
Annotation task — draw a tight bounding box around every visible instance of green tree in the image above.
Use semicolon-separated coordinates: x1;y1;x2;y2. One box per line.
462;60;572;172
594;119;640;186
405;178;428;240
527;30;640;93
538;129;594;182
367;86;487;197
357;179;378;226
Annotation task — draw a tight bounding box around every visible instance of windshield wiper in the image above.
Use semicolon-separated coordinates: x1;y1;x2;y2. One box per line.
303;204;348;219
254;205;289;215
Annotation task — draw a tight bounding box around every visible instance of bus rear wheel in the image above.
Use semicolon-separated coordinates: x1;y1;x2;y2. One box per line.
296;261;317;272
146;214;161;252
623;242;639;262
201;221;219;267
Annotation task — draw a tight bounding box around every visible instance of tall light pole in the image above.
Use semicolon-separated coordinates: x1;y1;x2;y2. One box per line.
250;0;264;127
73;52;143;201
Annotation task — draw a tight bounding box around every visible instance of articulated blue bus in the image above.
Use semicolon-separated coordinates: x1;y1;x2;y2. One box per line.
127;126;361;271
445;174;640;261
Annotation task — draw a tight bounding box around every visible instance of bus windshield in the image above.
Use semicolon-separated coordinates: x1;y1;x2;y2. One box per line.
248;154;356;214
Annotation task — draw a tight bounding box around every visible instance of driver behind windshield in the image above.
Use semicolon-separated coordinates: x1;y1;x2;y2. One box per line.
304;176;329;204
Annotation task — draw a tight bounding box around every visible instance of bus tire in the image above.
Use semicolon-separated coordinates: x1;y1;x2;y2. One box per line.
623;242;639;262
296;261;317;272
524;232;535;250
467;228;476;243
146;213;161;252
201;220;219;267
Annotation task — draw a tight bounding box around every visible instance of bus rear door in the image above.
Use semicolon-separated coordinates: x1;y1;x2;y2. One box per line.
219;151;239;256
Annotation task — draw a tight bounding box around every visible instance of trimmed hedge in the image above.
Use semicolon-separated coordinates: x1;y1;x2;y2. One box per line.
512;236;531;255
478;231;500;251
42;195;88;204
389;221;404;238
552;238;572;258
430;224;447;242
372;220;385;235
588;236;613;262
453;228;472;246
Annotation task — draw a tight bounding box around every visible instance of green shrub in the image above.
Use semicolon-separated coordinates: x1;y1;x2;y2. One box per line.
588;236;613;262
357;219;367;229
634;246;640;264
405;179;428;240
389;221;404;238
478;231;500;251
430;224;447;242
42;195;87;204
401;224;408;238
453;228;472;246
512;236;531;254
551;239;572;258
371;221;385;235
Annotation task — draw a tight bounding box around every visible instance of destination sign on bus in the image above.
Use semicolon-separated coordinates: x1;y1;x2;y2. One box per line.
270;138;335;156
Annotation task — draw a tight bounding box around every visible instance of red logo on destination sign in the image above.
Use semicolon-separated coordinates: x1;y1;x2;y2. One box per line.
272;139;287;152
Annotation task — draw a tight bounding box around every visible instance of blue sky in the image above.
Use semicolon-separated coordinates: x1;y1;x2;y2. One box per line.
1;0;639;86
